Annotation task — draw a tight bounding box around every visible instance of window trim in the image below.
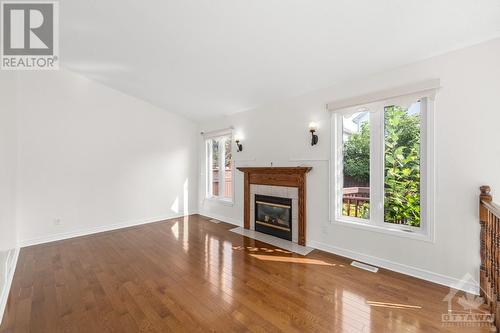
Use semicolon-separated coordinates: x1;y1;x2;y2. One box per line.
330;91;436;243
205;130;234;204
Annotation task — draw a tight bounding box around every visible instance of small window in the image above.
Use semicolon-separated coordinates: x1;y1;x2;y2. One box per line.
206;133;233;202
331;92;434;240
223;137;233;200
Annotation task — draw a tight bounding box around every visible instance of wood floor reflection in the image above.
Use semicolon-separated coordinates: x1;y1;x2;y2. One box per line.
0;215;493;332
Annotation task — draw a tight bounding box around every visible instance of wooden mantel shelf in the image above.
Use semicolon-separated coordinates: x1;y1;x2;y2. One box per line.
237;166;312;246
237;167;312;174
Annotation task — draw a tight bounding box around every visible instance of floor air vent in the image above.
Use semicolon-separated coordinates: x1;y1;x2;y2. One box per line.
351;261;379;273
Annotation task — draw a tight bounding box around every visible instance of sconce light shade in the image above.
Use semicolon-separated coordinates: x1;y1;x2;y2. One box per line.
235;140;243;152
234;133;244;152
309;122;318;146
235;139;243;152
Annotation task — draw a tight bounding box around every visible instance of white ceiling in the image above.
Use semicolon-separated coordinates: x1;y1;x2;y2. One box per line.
61;0;500;121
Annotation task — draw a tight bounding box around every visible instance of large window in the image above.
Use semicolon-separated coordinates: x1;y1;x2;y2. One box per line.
331;91;434;240
206;133;233;202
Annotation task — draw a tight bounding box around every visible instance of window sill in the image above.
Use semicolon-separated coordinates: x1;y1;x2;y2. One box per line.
330;217;434;243
204;197;234;206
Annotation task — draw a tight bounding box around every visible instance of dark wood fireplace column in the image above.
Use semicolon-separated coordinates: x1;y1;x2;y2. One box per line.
237;167;312;246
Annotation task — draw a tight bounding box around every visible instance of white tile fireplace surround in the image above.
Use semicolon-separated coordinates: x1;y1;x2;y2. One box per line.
250;185;299;243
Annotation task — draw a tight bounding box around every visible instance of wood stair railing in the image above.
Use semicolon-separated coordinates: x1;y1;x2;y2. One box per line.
479;185;500;331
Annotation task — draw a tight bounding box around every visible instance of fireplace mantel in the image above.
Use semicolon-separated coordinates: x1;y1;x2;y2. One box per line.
236;167;312;174
237;167;312;245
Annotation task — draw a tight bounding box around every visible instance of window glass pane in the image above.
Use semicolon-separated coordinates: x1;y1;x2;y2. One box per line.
384;102;421;227
342;111;370;219
224;137;232;199
210;139;219;197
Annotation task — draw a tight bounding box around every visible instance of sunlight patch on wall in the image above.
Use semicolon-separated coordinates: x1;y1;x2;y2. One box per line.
170;197;179;214
183;178;189;216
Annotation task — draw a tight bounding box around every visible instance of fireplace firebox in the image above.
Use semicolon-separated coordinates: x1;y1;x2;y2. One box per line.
254;194;292;241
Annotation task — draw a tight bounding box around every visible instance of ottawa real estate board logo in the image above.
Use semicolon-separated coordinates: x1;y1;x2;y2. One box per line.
1;1;58;70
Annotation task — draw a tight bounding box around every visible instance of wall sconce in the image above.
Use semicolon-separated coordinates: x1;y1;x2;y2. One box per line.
309;122;318;146
234;135;243;152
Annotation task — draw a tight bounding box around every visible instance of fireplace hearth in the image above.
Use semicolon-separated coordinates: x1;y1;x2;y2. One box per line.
255;194;292;241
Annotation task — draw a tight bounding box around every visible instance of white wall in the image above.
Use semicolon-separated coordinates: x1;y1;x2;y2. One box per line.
16;70;199;245
0;72;18;321
198;38;500;289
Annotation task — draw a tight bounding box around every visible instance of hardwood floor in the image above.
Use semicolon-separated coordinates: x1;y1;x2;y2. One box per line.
0;215;493;332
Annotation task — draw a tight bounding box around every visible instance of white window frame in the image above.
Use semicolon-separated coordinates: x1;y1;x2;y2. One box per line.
330;90;436;242
205;130;234;205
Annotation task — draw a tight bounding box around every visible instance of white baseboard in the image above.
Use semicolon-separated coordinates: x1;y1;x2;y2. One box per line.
308;240;479;295
19;213;191;248
0;247;20;326
198;211;242;227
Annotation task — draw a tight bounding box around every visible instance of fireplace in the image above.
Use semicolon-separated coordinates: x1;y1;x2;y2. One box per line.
254;194;292;241
237;167;311;245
